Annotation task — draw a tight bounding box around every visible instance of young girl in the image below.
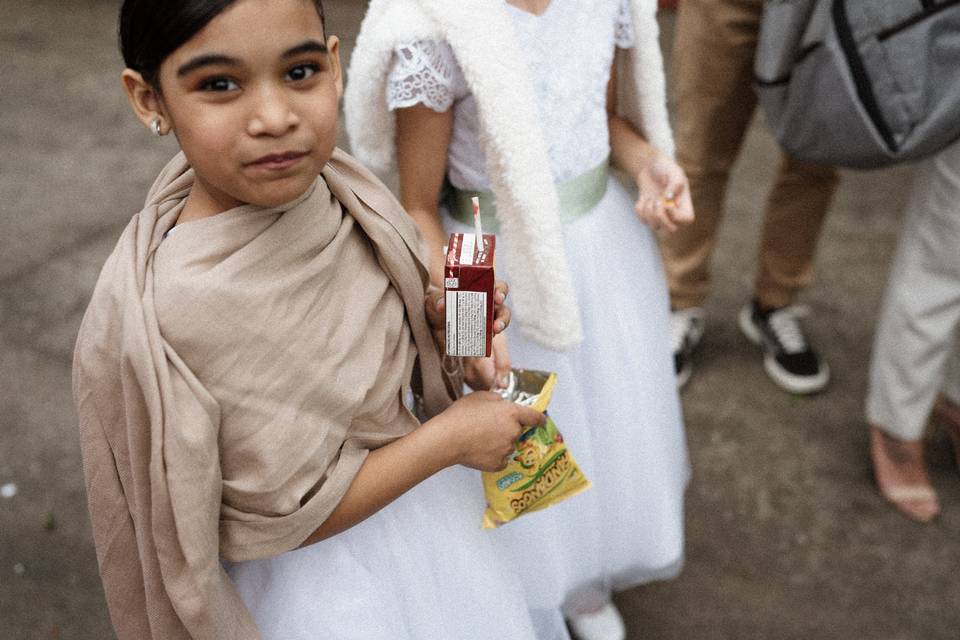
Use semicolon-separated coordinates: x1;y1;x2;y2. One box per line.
74;1;548;638
347;1;693;638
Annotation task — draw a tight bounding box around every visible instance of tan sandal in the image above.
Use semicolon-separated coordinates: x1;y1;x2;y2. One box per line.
869;425;940;523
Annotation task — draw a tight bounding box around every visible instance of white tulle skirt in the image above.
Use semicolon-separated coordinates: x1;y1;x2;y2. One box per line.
444;176;690;628
226;464;547;640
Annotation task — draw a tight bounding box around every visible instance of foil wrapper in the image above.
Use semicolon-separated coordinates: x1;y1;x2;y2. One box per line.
494;369;553;408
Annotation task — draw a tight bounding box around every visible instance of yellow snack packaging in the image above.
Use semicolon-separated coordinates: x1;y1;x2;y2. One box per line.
481;369;591;529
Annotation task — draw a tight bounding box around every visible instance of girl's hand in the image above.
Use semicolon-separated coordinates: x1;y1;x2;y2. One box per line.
635;153;695;233
424;286;446;352
464;332;512;391
437;391;545;471
424;281;512;359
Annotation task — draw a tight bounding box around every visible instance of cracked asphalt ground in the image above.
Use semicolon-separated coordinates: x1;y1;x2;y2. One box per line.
1;2;957;638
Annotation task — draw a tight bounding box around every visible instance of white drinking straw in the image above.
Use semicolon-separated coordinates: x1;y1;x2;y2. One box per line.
472;196;483;241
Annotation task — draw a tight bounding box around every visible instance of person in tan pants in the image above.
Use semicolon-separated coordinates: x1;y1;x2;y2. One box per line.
663;0;838;393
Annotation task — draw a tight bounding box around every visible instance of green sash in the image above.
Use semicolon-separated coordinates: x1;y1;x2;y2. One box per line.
445;158;609;232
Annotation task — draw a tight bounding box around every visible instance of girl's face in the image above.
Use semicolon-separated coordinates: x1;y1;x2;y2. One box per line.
146;0;341;212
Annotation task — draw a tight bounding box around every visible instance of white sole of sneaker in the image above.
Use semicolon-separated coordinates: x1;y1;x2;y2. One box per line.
672;308;705;390
686;318;706;351
737;306;830;395
676;363;692;390
737;305;763;346
762;355;830;394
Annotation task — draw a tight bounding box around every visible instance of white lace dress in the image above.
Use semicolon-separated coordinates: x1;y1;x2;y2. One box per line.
387;0;689;633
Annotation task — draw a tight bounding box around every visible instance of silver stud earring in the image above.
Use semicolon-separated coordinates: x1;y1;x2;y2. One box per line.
151;118;163;137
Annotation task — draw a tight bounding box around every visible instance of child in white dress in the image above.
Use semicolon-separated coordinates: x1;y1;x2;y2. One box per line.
76;1;549;639
347;1;693;638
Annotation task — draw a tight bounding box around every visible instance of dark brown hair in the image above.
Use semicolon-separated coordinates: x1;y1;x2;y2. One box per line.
119;0;326;87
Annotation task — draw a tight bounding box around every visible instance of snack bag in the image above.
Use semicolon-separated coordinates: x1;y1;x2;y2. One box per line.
481;369;591;529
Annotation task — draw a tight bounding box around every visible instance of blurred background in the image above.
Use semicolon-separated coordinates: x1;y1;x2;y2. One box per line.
1;1;958;638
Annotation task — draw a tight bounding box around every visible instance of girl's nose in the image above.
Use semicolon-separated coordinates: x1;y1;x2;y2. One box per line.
248;86;299;137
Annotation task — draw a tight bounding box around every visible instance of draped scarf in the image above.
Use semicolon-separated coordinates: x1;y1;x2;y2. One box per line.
73;148;455;639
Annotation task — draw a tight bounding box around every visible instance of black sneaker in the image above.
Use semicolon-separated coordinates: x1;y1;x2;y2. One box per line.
671;307;705;389
738;300;830;394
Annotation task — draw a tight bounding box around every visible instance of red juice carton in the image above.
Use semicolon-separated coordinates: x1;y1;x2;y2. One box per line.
444;233;496;357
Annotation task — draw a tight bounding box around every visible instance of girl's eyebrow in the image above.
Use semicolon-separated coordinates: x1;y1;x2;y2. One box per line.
175;40;326;77
282;40;328;58
177;54;240;77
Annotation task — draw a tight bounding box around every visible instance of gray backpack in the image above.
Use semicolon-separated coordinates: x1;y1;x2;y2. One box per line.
754;0;960;169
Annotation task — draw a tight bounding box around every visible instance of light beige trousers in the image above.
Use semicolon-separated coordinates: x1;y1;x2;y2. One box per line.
867;140;960;441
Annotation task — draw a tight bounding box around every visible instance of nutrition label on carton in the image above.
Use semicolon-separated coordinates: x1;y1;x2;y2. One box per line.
444;231;495;357
446;290;488;357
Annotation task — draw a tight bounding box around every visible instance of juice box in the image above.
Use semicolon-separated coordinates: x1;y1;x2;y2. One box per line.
444;232;495;357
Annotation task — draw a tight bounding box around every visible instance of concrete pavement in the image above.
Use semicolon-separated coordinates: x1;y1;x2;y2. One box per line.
1;2;957;638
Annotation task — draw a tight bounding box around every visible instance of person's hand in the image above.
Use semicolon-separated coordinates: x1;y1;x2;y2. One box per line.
424;285;447;352
464;332;512;391
436;391;545;472
424;281;512;359
635;152;695;233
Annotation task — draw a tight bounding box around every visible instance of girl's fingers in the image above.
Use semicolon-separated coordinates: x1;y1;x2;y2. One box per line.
650;198;675;232
641;200;660;230
636;196;654;225
425;288;443;310
660;175;693;229
670;190;695;225
494;280;509;305
493;281;509;332
657;169;673;190
670;178;687;198
423;290;446;347
668;204;694;226
463;357;496;391
665;206;683;228
639;159;695;233
491;333;512;389
514;404;546;427
493;304;511;334
660;209;678;233
660;175;682;202
664;197;686;231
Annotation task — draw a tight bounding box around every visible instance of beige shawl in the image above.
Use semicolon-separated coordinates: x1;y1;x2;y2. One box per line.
73;148;455;639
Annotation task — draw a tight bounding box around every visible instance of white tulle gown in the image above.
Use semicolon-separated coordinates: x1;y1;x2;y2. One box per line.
385;0;690;636
226;462;543;640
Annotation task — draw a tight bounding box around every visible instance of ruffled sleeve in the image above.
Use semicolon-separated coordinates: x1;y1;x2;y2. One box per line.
615;0;636;49
386;39;467;112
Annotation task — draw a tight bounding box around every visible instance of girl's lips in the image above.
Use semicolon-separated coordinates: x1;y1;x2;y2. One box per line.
247;151;309;171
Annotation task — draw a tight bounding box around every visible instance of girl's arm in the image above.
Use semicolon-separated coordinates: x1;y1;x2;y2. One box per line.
396;103;512;390
606;49;694;232
396;103;456;287
301;392;544;545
